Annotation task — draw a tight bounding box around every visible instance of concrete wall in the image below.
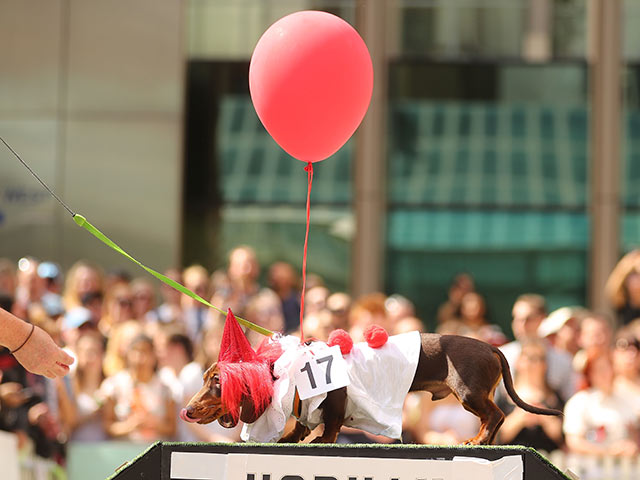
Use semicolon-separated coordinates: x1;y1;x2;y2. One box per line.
0;0;184;273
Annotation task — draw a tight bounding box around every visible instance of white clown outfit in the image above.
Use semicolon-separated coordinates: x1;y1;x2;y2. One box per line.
241;331;422;443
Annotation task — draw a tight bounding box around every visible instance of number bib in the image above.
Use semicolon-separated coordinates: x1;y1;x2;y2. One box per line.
292;345;350;400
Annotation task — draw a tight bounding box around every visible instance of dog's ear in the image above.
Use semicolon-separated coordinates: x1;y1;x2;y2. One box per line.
239;395;267;424
218;413;238;428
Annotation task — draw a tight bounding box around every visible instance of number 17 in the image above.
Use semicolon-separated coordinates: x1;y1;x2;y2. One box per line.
300;355;334;390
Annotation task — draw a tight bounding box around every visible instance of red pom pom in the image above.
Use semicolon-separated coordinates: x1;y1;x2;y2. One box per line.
364;325;388;348
327;329;353;355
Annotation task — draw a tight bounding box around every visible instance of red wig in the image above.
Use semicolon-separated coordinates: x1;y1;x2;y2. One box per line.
217;310;282;421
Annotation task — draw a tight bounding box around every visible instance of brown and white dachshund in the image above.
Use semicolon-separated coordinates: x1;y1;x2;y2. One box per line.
180;333;561;445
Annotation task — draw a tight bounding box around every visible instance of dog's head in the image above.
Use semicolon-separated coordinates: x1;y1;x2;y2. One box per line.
180;361;273;428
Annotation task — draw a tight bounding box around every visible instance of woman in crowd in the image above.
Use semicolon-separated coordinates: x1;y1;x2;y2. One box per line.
244;289;285;347
102;334;176;442
612;332;640;418
63;261;104;311
68;330;107;442
563;351;640;457
606;249;640;325
459;292;507;346
130;278;158;324
98;284;135;337
498;339;564;451
211;246;261;323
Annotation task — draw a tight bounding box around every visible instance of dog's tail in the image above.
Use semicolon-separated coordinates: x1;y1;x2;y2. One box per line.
492;346;563;416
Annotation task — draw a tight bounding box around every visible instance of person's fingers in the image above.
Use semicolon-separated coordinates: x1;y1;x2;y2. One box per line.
52;363;69;377
57;349;74;366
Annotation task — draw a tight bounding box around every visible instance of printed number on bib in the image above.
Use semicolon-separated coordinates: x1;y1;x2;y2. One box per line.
293;345;350;400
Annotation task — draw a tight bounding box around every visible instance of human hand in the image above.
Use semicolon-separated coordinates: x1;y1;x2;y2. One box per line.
0;382;29;408
139;414;161;431
608;439;639;457
13;325;74;378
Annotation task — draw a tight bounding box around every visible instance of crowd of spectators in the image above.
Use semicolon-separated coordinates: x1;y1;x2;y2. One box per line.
2;246;640;467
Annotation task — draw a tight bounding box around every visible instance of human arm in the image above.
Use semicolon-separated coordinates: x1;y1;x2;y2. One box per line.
102;396;142;438
138;396;177;438
501;406;563;444
605;250;640;309
55;377;78;435
0;307;73;378
565;433;639;457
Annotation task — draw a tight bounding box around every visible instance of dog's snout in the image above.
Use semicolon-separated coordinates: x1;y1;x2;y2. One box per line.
180;407;199;423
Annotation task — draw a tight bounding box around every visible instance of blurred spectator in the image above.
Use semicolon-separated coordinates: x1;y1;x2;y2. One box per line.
392;316;425;335
497;339;563;451
385;294;415;325
61;307;98;358
606;249;640;325
211;246;261;322
304;273;325;291
99;284;135;336
245;289;285;346
421;395;480;445
102;334;176;441
500;294;576;403
348;293;388;342
612;332;640;419
68;331;107;442
538;306;586;357
326;292;352;331
564;351;639;457
578;313;614;359
131;278;158;323
103;321;143;377
12;257;46;323
0;258;16;296
459;292;506;346
182;265;211;342
195;323;223;371
302;309;333;342
80;291;104;326
436;273;475;324
573;313;615;375
268;262;300;334
153;268;184;325
156;331;198;440
38;262;65;320
104;268;132;296
304;285;330;318
63;261;103;311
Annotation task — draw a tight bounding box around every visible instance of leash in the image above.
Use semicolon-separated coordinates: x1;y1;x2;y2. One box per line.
1;135;273;337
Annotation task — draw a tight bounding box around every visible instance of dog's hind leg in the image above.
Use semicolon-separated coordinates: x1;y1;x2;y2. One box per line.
460;395;505;445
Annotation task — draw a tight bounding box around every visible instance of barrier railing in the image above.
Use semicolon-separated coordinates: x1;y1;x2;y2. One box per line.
19;455;64;480
8;439;640;480
544;450;640;480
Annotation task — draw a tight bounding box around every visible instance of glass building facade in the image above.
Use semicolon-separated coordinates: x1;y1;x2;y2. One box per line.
182;0;639;331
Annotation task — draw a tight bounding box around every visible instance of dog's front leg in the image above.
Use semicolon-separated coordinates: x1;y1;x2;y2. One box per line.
278;420;311;443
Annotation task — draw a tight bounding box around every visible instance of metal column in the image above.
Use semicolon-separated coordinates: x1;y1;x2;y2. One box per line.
589;0;622;312
353;0;389;297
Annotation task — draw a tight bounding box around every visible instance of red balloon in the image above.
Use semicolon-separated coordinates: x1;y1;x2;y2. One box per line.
249;11;373;163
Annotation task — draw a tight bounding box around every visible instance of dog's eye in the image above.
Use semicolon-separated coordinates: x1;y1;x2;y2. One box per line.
213;374;220;386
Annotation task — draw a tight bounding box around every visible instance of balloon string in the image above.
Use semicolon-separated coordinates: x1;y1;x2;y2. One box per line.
299;162;314;343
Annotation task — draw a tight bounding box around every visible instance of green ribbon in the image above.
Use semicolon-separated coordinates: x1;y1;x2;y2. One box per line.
73;214;273;337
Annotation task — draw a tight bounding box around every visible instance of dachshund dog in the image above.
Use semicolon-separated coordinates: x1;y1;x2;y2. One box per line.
180;333;562;445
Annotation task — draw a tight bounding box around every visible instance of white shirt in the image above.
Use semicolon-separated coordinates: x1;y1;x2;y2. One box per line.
563;389;637;445
242;331;422;443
